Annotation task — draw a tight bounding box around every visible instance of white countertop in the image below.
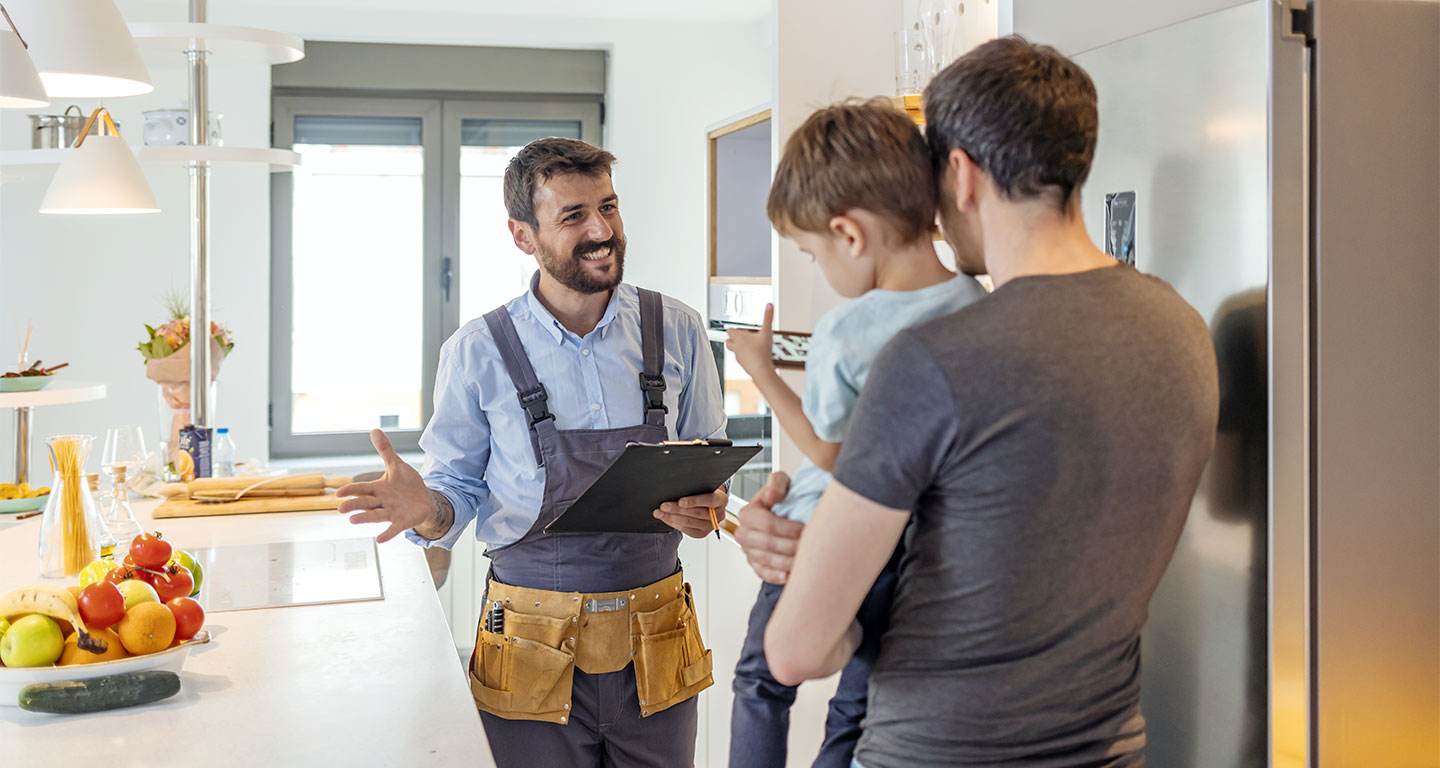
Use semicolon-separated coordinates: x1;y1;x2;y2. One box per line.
0;498;491;767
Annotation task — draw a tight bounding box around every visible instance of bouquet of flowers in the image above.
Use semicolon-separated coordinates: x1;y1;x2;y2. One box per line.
139;292;235;470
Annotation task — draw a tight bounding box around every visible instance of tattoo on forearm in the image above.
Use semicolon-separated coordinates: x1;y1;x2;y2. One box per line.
416;490;455;541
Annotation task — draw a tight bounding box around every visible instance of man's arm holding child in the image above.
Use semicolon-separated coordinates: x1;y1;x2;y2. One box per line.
726;304;843;471
752;475;907;685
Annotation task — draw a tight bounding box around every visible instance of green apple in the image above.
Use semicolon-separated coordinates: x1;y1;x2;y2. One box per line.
0;614;64;667
116;579;160;611
168;549;203;596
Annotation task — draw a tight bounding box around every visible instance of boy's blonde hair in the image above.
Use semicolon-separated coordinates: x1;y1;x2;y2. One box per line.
767;99;936;244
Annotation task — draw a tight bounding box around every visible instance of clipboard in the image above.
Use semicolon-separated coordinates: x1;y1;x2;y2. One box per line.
544;441;762;534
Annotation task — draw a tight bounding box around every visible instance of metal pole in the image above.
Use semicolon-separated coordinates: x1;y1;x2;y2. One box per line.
187;0;211;428
13;406;29;486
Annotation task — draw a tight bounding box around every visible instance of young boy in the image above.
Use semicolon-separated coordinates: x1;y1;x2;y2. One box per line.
725;100;988;768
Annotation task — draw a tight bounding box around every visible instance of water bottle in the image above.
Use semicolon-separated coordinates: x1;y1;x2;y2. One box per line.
214;428;237;478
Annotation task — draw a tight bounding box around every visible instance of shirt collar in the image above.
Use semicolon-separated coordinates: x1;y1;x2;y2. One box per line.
524;270;624;345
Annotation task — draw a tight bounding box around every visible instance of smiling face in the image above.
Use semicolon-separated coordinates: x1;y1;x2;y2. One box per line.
515;172;626;295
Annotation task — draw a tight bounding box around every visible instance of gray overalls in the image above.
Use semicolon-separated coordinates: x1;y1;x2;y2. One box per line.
471;288;712;768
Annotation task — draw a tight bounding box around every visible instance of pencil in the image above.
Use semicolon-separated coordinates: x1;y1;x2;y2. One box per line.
708;505;720;539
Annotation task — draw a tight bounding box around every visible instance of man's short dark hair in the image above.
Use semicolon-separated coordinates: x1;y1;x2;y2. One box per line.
924;37;1098;210
503;137;617;227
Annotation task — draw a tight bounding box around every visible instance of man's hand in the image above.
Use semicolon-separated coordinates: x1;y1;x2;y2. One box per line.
337;429;444;543
725;303;776;378
735;472;804;584
654;486;729;538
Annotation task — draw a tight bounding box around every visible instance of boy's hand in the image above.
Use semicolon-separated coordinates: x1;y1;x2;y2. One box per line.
725;303;776;377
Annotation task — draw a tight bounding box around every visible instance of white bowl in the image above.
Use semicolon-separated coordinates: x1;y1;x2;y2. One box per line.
0;630;210;706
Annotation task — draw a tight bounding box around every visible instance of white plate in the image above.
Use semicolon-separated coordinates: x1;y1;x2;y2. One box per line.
0;630;210;706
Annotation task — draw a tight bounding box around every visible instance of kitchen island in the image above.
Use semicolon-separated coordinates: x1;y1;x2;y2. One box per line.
0;498;492;767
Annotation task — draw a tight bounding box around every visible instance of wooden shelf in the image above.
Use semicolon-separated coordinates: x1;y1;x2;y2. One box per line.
128;23;305;65
892;94;925;125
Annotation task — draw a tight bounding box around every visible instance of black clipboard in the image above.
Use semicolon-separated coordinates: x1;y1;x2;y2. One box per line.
543;441;762;534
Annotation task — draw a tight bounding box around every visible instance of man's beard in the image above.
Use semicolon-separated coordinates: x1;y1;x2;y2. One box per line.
537;234;627;294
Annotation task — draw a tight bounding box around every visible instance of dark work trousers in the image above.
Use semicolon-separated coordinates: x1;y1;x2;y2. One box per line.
729;548;902;768
481;663;698;768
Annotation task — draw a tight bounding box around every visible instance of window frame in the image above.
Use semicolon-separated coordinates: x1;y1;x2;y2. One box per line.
270;94;601;458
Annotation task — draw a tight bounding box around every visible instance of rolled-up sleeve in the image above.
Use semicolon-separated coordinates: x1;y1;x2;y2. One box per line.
408;341;492;550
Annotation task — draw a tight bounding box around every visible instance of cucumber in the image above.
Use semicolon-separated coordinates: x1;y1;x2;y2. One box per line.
18;671;181;714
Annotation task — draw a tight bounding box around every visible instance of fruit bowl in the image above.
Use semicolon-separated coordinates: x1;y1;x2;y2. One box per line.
0;630;211;706
0;494;48;515
0;375;54;393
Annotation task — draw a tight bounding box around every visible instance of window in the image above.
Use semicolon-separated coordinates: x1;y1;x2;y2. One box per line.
271;96;601;457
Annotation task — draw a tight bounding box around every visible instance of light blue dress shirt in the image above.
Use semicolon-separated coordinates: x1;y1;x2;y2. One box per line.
408;275;727;550
772;275;988;524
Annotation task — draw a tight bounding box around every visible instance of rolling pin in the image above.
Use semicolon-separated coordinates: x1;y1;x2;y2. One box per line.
158;474;352;499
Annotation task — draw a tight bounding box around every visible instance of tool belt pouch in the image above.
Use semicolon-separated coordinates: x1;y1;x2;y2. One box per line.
469;585;579;724
631;582;713;717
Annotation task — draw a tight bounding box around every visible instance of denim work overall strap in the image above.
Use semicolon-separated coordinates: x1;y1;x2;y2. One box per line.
480;288;679;594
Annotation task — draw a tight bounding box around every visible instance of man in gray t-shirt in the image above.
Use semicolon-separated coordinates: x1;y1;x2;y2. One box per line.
737;39;1219;767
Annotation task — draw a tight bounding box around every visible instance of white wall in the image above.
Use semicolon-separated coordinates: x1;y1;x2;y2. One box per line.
1006;0;1259;54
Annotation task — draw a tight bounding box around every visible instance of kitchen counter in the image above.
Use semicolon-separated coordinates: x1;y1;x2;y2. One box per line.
0;498;492;767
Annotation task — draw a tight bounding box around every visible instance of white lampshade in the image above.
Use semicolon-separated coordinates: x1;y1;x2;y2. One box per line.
40;134;159;214
0;28;48;108
4;0;152;98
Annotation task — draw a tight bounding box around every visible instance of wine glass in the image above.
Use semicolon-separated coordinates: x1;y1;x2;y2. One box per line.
101;426;148;493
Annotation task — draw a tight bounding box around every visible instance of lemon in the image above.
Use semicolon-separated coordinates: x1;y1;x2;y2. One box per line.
77;558;118;587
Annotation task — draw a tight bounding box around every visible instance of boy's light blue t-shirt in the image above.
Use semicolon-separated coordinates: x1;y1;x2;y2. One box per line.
771;275;988;523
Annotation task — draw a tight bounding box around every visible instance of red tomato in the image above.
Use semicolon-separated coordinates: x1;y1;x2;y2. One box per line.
77;582;127;628
166;597;205;641
130;533;172;570
153;566;194;603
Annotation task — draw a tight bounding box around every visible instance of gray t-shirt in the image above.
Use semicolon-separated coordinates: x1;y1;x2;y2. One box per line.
833;265;1219;768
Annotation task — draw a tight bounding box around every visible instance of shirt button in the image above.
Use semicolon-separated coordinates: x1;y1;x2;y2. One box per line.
581;349;591;356
591;403;601;411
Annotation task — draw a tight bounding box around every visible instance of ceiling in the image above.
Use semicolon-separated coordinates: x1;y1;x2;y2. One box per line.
206;0;772;24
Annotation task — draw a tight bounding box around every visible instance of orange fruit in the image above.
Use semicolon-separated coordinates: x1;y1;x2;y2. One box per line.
116;602;176;655
58;628;128;665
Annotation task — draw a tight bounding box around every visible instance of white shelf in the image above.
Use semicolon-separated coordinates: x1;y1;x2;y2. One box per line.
128;23;305;65
0;381;106;409
0;149;68;167
1;146;299;172
138;145;300;171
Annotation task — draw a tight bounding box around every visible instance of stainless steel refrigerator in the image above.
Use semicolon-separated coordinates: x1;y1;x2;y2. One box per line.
1067;1;1439;765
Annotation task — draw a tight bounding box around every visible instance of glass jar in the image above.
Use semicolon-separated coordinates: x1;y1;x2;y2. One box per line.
103;466;143;560
38;435;109;577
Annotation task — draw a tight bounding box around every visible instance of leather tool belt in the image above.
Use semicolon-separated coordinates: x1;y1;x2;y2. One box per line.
468;570;714;724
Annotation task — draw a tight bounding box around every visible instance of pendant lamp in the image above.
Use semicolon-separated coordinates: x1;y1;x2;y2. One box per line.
3;0;151;98
0;5;47;108
40;107;159;214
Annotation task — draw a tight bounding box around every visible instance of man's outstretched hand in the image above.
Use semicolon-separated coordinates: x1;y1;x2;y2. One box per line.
337;429;440;543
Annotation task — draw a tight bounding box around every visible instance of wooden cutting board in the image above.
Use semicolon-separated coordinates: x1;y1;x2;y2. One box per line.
152;494;343;519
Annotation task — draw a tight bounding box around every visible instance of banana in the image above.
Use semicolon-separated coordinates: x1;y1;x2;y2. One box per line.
0;584;107;654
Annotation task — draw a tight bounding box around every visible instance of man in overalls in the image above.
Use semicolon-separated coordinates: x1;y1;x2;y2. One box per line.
339;137;728;767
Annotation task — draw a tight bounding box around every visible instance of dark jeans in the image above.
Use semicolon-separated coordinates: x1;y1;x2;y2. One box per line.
729;548;901;768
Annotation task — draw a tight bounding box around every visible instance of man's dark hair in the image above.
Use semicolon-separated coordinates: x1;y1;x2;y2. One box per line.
924;36;1098;210
503;137;617;227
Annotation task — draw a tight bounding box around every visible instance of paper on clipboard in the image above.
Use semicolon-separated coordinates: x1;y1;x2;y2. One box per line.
544;441;761;534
